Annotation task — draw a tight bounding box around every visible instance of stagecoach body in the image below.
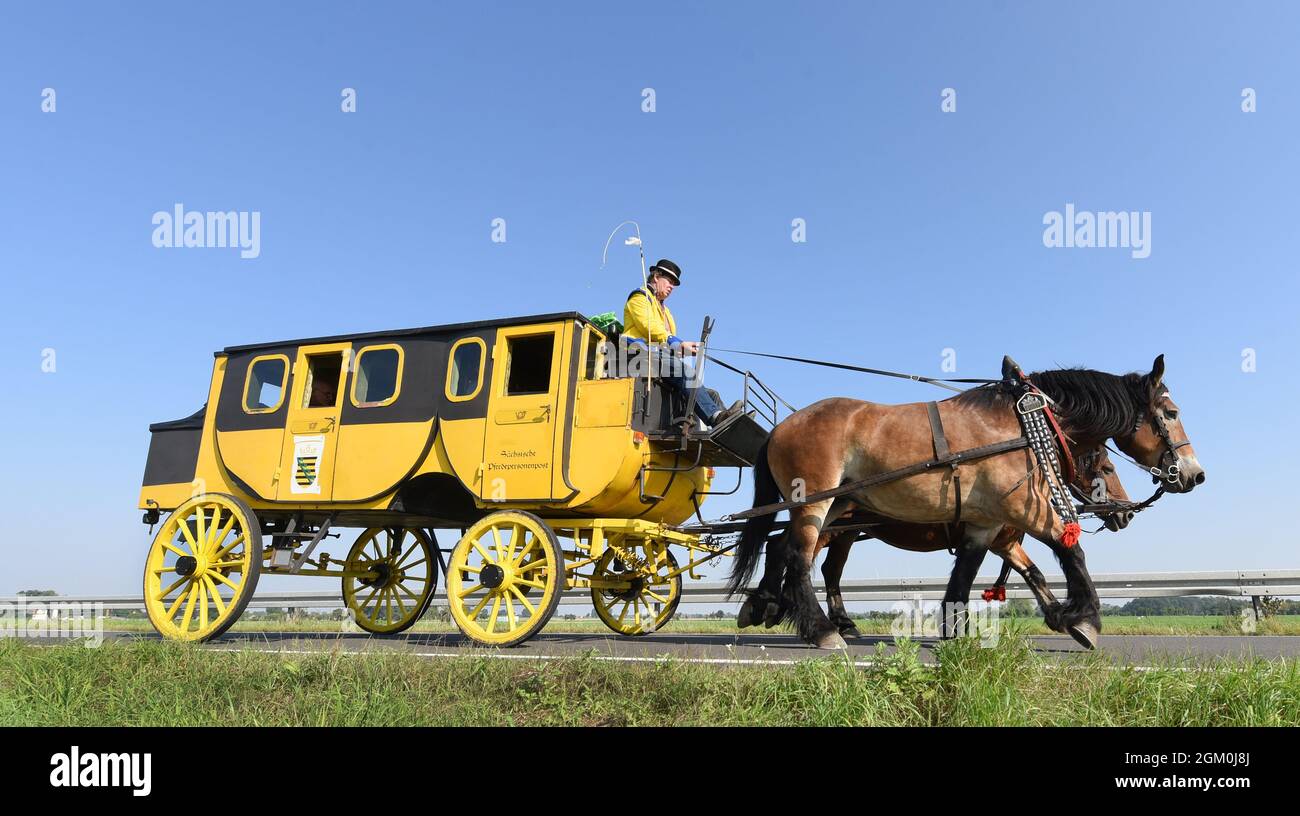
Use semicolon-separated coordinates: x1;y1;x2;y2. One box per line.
138;312;771;645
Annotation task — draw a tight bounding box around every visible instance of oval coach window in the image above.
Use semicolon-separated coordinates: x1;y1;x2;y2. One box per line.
352;346;402;407
243;356;288;413
447;338;484;400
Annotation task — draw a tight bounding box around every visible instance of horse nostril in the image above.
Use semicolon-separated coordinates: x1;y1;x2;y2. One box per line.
1193;472;1205;485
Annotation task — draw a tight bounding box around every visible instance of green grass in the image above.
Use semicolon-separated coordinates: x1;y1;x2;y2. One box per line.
89;613;1300;637
3;634;1298;726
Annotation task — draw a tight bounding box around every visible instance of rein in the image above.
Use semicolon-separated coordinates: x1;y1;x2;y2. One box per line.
707;347;997;394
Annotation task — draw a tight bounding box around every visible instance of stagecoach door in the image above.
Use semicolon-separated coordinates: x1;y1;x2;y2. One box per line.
276;342;351;502
480;325;563;503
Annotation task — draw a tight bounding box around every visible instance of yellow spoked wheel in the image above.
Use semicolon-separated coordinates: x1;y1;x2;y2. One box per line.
342;528;438;635
591;539;682;636
446;511;563;647
143;493;261;642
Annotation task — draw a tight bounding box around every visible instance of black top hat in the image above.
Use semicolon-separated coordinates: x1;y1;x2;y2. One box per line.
648;259;682;285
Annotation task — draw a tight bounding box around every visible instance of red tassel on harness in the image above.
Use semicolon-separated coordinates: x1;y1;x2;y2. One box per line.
1061;522;1081;548
981;585;1007;602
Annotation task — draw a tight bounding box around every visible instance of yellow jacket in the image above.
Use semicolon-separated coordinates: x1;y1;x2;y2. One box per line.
622;288;681;344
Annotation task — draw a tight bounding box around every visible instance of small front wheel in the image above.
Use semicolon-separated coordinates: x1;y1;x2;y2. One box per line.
342;528;438;634
591;539;682;636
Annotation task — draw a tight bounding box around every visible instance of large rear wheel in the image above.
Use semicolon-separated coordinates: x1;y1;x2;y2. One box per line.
142;493;261;642
446;511;563;647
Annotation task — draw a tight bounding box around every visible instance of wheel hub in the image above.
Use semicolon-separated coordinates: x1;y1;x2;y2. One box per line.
481;563;506;589
175;555;198;578
361;562;392;587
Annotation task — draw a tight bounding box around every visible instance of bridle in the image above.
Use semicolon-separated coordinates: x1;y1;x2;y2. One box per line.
1132;390;1192;487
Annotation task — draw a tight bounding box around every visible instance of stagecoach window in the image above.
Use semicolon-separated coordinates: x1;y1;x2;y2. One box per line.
243;356;288;413
305;354;343;408
449;340;483;399
583;329;601;380
352;346;402;407
506;334;554;395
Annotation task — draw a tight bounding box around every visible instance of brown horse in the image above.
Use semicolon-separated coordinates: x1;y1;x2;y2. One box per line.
737;444;1131;648
729;355;1203;649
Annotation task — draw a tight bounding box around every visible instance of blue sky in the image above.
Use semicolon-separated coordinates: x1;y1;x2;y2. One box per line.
1;2;1296;595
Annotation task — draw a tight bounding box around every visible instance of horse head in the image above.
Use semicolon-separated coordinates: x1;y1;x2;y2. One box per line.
1115;354;1205;494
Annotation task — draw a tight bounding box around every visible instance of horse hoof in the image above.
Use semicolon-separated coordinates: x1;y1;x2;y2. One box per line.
815;631;848;650
762;602;782;628
1067;621;1099;650
736;602;756;629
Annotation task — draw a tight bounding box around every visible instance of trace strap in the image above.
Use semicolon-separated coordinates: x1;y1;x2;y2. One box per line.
722;436;1030;523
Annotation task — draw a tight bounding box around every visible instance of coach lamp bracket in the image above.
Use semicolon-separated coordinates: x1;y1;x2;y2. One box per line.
142;500;160;534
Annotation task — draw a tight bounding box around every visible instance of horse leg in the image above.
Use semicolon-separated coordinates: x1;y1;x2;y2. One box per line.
782;500;848;650
988;534;1072;634
822;530;861;637
1049;541;1102;649
737;529;788;629
940;530;988;639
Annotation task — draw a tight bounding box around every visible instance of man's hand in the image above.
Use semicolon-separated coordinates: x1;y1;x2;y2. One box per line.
679;341;700;356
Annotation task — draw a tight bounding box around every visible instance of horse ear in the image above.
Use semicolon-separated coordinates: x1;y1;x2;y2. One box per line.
1149;354;1165;390
1002;355;1021;380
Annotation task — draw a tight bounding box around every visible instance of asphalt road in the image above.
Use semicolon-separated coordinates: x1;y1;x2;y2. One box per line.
19;630;1300;666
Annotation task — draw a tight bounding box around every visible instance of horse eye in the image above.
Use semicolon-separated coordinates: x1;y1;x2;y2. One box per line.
1166;410;1178;420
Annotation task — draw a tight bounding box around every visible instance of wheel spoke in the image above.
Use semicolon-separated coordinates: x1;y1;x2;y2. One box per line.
616;599;631;625
396;540;422;569
207;511;235;555
645;589;671;604
504;593;517;631
202;575;227;616
397;583;423;604
457;583;485;599
211;571;242;592
512;536;538;568
180;583;199;631
198;579;210;631
359;584;383;616
508;585;535;615
471;539;494;565
467;593;492;621
491;527;504;560
212;534;246;563
194;508;207;554
486;596;501;633
162;539;190;560
209;561;245;570
164;584;191;618
155;576;188;601
517;557;550;573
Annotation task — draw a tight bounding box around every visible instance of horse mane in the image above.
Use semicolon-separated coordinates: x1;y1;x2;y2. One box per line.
954;367;1154;440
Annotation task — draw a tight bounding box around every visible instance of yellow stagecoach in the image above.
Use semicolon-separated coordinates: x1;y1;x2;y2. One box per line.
138;311;775;645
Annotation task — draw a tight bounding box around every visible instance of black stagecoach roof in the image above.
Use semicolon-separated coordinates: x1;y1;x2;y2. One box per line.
219;311;594;356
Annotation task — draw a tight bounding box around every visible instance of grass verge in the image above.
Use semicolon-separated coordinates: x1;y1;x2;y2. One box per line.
3;634;1298;726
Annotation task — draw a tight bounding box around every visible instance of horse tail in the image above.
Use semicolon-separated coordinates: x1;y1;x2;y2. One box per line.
726;439;780;598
